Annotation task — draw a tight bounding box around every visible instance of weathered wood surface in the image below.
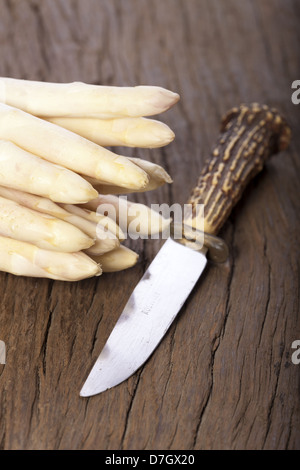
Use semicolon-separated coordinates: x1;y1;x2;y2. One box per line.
0;0;299;450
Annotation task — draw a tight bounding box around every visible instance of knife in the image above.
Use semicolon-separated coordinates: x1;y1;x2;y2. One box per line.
80;103;290;397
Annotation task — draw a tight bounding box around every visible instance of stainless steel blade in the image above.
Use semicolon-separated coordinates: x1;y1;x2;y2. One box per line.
80;238;207;397
0;340;5;375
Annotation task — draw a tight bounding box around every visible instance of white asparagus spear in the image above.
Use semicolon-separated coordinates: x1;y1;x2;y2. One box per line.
46;116;175;148
49;203;121;255
90;245;139;272
128;157;173;184
0;186;119;255
86;157;173;194
82;194;171;238
0;196;94;252
0;78;180;118
0;103;149;189
59;203;125;241
0;140;97;203
0;235;101;281
84;224;120;256
0;185;92;220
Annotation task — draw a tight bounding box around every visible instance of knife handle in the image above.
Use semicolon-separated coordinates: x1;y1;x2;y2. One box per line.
185;103;291;236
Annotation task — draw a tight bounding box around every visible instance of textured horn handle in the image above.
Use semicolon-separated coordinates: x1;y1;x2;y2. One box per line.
186;103;291;235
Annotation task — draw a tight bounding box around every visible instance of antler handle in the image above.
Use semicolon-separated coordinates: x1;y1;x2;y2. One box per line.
186;103;291;235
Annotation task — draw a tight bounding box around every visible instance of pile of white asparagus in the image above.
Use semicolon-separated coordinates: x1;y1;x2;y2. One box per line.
0;77;179;281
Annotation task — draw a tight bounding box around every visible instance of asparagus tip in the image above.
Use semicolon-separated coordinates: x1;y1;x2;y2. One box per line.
155;89;180;113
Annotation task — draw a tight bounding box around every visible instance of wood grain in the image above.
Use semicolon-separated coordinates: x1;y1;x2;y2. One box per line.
0;0;299;450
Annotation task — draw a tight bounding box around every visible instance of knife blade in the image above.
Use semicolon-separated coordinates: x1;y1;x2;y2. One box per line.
80;103;291;397
80;238;207;397
0;340;5;375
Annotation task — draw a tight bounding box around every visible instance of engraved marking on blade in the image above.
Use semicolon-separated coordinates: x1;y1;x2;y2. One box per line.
141;291;161;316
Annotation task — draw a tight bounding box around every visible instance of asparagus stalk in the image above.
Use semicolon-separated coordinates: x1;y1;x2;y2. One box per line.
0;185;93;220
128;157;173;185
0;78;179;118
0;140;97;203
0;195;94;252
46;116;175;148
90;245;139;272
0;186;120;255
59;203;125;241
86;157;173;194
0;103;149;190
82;194;171;238
84;224;120;256
0;235;101;281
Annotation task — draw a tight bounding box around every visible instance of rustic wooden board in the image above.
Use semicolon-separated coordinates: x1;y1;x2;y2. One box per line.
0;0;299;450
